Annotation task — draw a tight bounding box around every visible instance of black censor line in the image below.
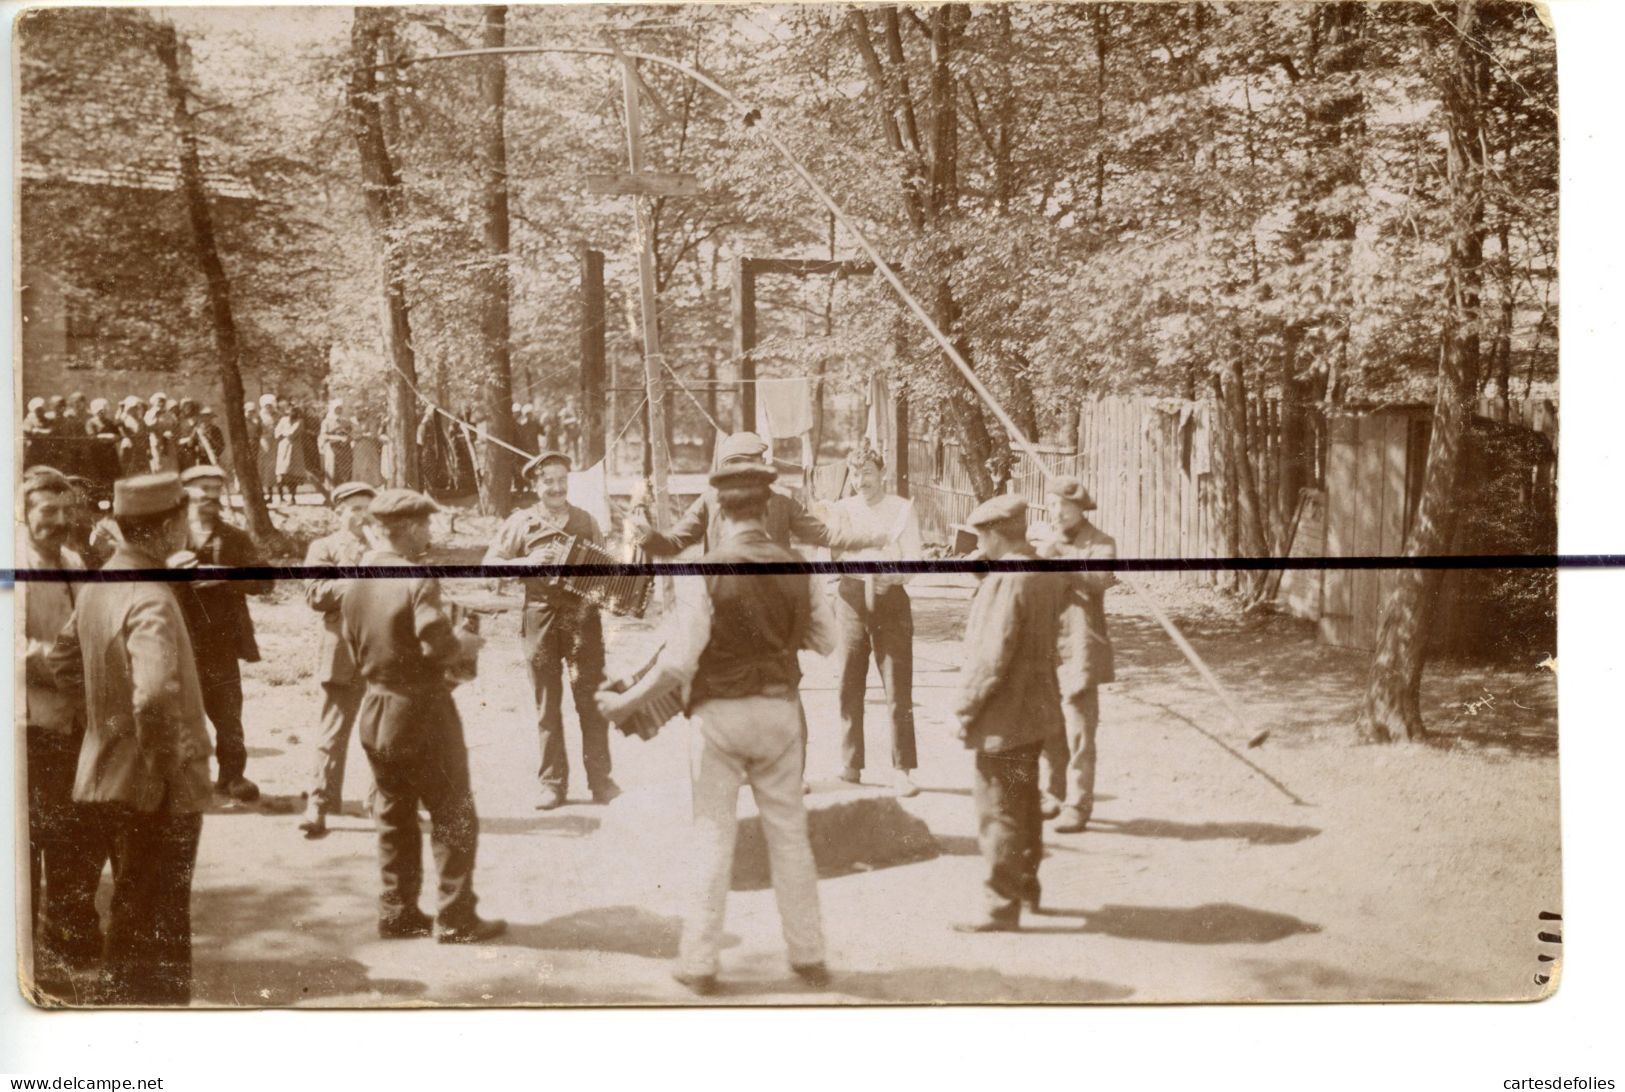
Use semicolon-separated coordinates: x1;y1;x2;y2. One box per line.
2;553;1618;586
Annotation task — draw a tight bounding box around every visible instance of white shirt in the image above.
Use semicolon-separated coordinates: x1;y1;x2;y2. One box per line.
829;492;922;584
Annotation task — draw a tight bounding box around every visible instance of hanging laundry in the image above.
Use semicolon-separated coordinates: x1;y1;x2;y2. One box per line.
568;458;615;536
758;376;815;438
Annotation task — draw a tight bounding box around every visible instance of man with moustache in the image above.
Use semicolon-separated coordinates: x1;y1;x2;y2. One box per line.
173;464;272;802
484;450;618;810
19;466;105;997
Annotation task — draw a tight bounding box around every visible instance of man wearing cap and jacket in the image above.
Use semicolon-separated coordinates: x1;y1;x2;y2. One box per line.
46;471;214;1005
953;493;1068;933
174;463;273;802
630;431;884;557
1032;475;1117;834
299;480;378;837
19;467;106;998
484;450;618;810
596;458;837;994
341;488;504;943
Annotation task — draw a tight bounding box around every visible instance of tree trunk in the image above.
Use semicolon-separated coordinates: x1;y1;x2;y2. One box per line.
1360;0;1486;744
1208;374;1238;592
1220;359;1271;600
348;7;420;490
152;20;275;542
1276;324;1308;550
473;6;515;514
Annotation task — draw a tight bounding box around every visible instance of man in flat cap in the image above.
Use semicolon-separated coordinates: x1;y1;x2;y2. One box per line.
298;480;378;837
1031;476;1117;833
19;466;106;999
174;463;273;803
47;472;214;1004
484;450;618;810
341;488;503;943
630;431;883;557
597;459;837;995
952;493;1067;932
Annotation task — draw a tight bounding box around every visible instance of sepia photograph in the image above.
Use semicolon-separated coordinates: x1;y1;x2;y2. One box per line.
10;0;1564;1017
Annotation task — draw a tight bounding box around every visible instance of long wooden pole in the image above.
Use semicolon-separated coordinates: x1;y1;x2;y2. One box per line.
619;55;672;532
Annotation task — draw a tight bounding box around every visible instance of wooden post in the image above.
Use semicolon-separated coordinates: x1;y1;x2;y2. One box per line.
893;389;910;498
579;243;606;466
733;256;757;433
619;55;672;529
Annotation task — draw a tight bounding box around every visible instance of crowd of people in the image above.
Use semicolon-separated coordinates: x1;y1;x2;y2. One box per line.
18;426;1118;1004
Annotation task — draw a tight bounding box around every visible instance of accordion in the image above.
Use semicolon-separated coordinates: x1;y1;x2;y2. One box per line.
523;530;654;619
603;647;685;741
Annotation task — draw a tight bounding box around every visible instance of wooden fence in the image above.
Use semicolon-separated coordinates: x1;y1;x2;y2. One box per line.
904;395;1559;630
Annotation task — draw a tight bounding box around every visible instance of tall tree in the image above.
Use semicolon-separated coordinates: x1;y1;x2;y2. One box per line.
151;16;275;541
1360;0;1488;743
473;6;516;513
348;7;421;489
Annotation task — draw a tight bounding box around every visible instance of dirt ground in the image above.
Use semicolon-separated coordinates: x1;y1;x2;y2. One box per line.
61;504;1562;1007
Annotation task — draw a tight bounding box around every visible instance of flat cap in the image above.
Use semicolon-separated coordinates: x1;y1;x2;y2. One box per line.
966;493;1027;528
716;431;769;466
179;464;227;484
523;450;571;477
709;461;777;489
114;472;185;518
331;480;378;505
369;488;439;520
1046;474;1096;511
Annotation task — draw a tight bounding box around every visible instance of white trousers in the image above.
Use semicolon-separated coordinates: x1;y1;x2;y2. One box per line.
677;694;826;976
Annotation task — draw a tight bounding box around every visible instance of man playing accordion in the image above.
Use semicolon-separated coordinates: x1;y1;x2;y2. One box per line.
484;450;618;810
596;458;837;995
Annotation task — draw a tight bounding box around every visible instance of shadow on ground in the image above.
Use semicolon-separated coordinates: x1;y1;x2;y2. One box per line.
193;957;425;1006
1081;902;1320;944
507;905;688;960
1090;817;1320;846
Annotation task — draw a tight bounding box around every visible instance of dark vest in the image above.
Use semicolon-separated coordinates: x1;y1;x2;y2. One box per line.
689;528;810;708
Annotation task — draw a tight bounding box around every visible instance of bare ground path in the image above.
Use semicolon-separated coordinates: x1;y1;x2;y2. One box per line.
157;566;1558;1007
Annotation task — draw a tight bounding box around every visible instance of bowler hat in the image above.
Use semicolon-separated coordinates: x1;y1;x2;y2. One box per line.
1047;475;1096;511
709;461;777;489
114;473;185;518
966;493;1027;529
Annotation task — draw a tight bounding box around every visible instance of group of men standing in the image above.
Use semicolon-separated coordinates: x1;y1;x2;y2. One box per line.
18;422;1119;1001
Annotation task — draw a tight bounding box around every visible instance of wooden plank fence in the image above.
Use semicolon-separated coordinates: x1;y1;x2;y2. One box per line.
904;395;1558;617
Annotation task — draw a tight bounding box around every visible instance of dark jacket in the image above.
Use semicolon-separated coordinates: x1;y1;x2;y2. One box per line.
1045;521;1117;694
46;542;215;813
176;520;271;663
955;545;1067;753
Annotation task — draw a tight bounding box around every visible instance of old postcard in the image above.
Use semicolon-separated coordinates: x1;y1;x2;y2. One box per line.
11;1;1559;1011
